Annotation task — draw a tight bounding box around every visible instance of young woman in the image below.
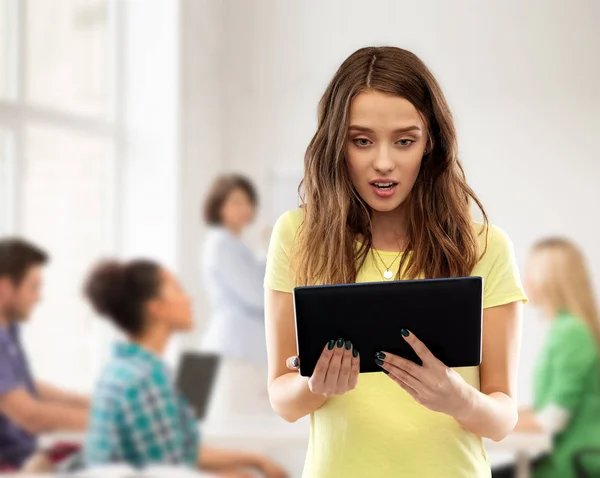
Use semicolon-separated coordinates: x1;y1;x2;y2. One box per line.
494;238;600;478
83;260;287;478
200;174;272;418
264;46;527;477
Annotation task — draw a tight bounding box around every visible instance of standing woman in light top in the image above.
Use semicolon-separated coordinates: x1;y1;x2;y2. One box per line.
201;174;272;418
493;238;600;478
264;46;528;478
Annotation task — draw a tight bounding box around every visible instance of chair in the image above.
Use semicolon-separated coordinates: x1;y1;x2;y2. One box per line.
573;448;600;478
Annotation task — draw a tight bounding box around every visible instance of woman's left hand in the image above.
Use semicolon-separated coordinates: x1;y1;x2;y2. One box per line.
376;329;473;420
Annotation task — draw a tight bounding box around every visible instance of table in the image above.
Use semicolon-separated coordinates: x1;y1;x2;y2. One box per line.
202;415;309;478
16;469;216;478
203;417;554;478
203;417;553;478
41;420;552;478
485;433;552;478
202;415;309;444
40;416;309;478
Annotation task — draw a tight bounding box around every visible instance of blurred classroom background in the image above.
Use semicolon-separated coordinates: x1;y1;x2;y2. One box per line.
0;0;599;476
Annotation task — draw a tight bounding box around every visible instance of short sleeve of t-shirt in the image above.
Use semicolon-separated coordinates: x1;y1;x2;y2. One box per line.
0;331;22;397
472;224;528;309
264;209;302;293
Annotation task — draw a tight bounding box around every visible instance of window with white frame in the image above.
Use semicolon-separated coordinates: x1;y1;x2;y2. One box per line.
0;0;119;392
0;130;14;235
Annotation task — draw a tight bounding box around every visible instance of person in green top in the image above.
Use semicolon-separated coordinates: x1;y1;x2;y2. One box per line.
494;237;600;478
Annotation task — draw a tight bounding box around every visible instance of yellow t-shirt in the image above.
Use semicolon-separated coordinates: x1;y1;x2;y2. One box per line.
265;208;528;478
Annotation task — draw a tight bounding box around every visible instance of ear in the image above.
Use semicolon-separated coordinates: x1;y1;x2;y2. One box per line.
144;298;162;322
425;136;435;154
0;277;11;300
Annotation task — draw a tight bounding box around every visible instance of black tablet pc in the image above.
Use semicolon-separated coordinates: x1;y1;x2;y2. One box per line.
293;277;483;376
175;352;220;419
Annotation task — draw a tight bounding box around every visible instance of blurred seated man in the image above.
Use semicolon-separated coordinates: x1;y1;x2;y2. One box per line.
0;239;89;472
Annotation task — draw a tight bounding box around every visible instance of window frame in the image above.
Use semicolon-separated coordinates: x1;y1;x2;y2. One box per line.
0;0;123;245
0;0;126;391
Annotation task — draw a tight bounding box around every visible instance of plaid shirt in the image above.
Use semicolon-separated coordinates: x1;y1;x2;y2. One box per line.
84;342;199;469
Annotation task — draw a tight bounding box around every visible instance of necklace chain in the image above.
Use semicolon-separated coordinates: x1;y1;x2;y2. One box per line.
372;248;402;280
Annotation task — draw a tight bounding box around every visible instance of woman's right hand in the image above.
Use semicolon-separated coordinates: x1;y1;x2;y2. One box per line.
286;338;360;397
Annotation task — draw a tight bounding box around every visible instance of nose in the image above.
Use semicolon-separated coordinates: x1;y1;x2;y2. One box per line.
373;144;395;174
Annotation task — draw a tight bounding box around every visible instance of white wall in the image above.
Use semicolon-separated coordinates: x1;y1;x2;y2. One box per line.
213;0;600;404
120;0;179;268
176;0;224;355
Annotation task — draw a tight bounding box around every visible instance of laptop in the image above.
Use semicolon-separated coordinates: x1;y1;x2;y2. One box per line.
175;352;221;420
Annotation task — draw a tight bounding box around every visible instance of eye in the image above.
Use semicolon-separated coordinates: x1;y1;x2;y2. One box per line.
396;139;414;147
353;138;372;147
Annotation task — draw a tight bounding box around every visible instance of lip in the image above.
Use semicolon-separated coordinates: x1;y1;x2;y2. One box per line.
369;179;398;199
369;178;398;186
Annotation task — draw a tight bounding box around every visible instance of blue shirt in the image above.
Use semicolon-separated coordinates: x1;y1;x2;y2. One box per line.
84;342;199;469
0;323;37;468
200;227;267;363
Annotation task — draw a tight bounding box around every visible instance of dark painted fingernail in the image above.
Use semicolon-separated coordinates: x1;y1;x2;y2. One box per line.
336;338;344;348
375;351;386;360
382;369;390;375
328;340;335;350
375;358;384;367
401;328;409;337
345;340;352;350
353;347;359;358
292;357;299;368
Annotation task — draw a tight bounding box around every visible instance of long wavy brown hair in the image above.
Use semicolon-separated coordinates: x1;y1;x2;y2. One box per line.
295;46;488;286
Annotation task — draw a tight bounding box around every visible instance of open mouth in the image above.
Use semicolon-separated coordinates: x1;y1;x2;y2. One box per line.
370;181;397;190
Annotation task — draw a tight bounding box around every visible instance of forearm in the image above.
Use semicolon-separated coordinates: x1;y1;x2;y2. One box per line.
455;389;518;442
29;401;89;434
269;372;327;422
514;409;544;433
515;405;571;434
198;445;262;471
36;382;90;409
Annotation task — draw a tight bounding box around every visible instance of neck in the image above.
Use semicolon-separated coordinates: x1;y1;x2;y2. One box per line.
225;224;242;237
133;324;171;357
370;206;408;251
0;313;8;328
541;304;559;321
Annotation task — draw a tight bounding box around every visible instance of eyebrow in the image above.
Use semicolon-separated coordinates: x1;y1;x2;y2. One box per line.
348;125;422;134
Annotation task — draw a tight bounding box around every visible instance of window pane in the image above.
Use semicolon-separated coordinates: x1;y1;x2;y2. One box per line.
0;0;9;98
0;129;14;234
21;124;115;391
26;0;112;117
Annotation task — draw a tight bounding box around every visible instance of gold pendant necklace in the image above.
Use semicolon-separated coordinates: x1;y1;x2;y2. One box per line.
372;248;402;280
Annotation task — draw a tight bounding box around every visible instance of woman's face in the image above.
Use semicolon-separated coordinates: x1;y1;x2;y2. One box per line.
524;252;543;307
220;187;256;232
149;269;194;332
346;91;427;214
